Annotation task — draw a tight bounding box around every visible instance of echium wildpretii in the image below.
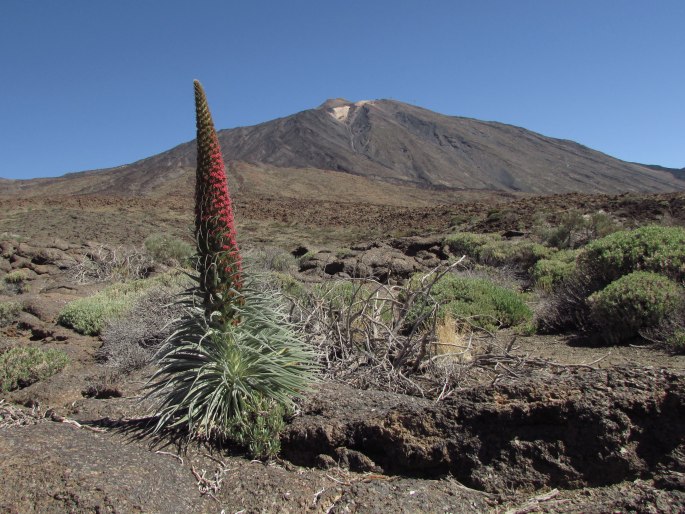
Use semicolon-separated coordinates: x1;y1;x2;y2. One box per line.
193;79;242;321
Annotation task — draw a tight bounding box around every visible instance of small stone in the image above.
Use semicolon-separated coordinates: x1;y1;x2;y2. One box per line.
315;454;337;470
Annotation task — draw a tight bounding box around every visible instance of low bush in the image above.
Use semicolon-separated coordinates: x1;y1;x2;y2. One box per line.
99;286;184;373
444;232;552;269
588;271;683;344
267;272;309;303
144;234;193;266
641;296;685;354
667;329;685;353
539;226;685;336
0;347;69;392
58;273;187;336
0;301;21;327
58;293;130;336
243;247;297;273
532;250;579;291
224;398;287;459
578;225;685;286
444;232;498;258
406;273;532;332
536;210;620;249
479;240;553;268
4;270;29;284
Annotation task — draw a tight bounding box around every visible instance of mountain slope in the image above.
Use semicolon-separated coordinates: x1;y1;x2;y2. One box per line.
214;98;682;193
638;163;685;181
2;99;682;197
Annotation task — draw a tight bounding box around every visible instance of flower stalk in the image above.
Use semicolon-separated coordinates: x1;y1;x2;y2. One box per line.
193;79;242;322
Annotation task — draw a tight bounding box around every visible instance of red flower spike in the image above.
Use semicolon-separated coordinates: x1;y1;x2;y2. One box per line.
193;80;242;321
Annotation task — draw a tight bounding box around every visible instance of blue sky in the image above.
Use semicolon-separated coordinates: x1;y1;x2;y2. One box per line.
1;1;683;179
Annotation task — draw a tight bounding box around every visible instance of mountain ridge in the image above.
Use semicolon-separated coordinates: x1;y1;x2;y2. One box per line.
1;98;682;198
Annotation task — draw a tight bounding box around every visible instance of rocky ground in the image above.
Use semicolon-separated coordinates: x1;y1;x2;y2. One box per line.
1;232;684;513
1;190;683;249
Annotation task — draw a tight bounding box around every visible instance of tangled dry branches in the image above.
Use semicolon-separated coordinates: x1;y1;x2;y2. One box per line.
0;400;42;428
68;245;154;284
282;259;606;400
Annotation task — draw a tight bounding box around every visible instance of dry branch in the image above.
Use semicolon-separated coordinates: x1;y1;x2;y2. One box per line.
281;257;607;400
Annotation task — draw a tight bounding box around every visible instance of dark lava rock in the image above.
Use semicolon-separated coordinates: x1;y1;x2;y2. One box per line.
301;235;448;283
388;235;447;258
282;367;685;493
291;245;309;258
502;229;526;238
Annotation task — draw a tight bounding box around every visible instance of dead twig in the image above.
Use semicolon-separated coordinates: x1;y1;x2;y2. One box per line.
46;410;107;432
155;450;184;465
190;464;227;501
504;488;560;514
313;487;326;505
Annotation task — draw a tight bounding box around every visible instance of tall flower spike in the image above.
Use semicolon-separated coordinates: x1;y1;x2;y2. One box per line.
193;79;242;321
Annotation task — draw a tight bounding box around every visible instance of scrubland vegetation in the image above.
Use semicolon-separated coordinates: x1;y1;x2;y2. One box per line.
32;195;683;463
24;199;677;462
1;347;68;392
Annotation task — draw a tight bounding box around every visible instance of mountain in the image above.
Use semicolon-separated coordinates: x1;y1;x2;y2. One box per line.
637;163;685;181
216;98;683;194
2;99;683;197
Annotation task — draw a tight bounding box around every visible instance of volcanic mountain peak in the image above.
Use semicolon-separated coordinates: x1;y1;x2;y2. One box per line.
2;98;683;198
214;97;682;194
318;98;353;109
319;98;375;123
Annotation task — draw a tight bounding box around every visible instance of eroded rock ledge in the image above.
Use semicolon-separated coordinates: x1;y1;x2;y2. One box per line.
282;367;685;493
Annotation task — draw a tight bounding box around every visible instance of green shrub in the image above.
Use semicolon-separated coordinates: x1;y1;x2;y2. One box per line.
479;240;553;268
406;274;532;331
588;211;620;239
314;280;365;309
444;232;499;258
537;227;685;335
270;253;296;272
58;295;130;336
667;329;685;353
445;233;552;268
58;273;187;336
144;234;193;266
539;210;586;249
486;209;502;222
588;271;683;344
536;210;620;249
0;301;21;327
225;398;287;459
578;225;685;286
244;247;299;273
268;272;309;302
0;347;69;392
4;270;29;284
532;250;579;291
